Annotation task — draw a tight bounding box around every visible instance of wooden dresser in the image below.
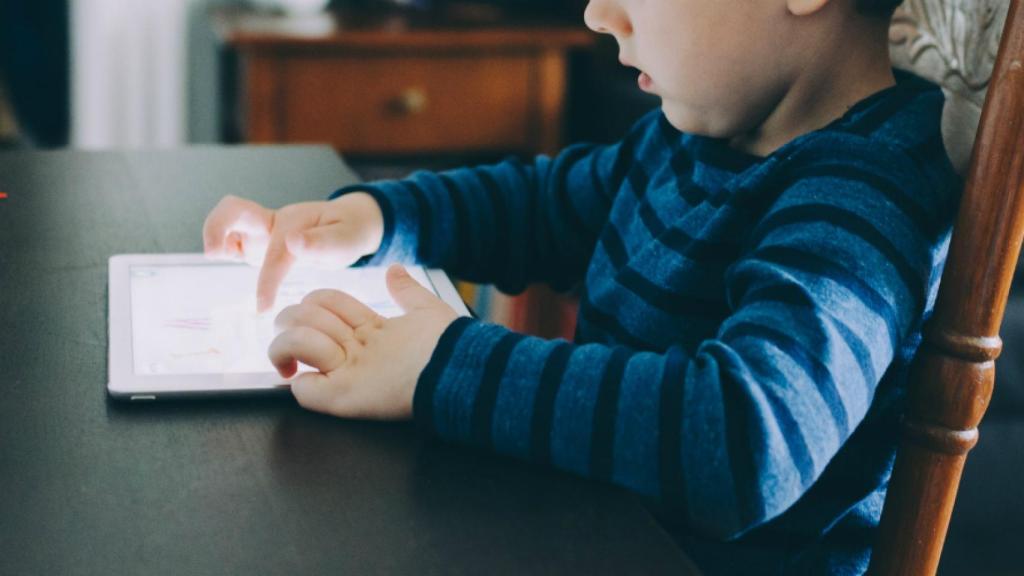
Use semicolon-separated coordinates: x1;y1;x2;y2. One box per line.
213;7;594;156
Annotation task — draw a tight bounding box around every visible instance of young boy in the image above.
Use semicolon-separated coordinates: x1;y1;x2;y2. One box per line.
202;0;961;572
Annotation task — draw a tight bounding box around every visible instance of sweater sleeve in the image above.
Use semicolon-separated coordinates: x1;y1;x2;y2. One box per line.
411;149;953;539
328;112;659;294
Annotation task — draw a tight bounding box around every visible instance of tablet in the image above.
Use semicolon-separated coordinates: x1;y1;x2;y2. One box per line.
108;254;471;400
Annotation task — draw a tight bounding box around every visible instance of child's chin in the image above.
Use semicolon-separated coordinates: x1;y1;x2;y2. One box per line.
661;105;710;135
662;104;741;140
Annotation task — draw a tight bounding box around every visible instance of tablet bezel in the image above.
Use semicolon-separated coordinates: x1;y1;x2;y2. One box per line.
108;253;472;401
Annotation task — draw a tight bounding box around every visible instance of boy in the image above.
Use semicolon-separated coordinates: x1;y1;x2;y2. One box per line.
202;0;961;572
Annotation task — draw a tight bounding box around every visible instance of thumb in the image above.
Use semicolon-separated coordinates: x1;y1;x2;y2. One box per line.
386;264;440;313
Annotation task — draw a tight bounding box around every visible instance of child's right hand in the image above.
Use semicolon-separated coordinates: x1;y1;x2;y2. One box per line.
202;192;385;312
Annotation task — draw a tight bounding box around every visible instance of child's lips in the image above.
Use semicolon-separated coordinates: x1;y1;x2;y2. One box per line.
619;56;654;92
638;71;654;92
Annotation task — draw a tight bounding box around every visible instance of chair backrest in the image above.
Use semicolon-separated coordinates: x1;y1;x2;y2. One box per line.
870;0;1024;573
888;0;1012;175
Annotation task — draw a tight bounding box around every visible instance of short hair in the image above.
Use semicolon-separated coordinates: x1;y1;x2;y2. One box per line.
856;0;904;18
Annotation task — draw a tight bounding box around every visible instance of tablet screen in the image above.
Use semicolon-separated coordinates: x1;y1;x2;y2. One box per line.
129;263;435;375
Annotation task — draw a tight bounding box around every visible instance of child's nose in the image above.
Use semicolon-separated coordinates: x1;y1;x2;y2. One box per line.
583;0;633;38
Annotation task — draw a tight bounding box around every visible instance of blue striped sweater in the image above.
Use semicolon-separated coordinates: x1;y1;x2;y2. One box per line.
331;69;961;575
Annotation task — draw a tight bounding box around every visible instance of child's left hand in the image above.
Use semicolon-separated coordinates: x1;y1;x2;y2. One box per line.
268;264;460;420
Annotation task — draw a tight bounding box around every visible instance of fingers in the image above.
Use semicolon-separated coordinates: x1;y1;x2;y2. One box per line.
268;326;345;379
203;196;273;259
303;289;382;330
257;226;294;313
274;301;356;349
272;293;374;416
385;264;443;313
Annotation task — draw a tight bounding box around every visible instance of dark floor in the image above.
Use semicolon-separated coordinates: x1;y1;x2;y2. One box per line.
939;417;1024;575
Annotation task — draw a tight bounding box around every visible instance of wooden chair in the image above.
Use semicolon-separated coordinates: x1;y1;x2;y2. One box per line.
871;0;1024;573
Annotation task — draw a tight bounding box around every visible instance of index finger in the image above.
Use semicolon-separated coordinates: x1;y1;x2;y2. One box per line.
257;228;294;313
268;326;345;378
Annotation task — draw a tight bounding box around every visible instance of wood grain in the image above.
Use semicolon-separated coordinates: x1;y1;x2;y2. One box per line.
278;53;533;154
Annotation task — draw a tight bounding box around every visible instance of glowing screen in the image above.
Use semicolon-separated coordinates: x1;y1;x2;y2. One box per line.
129;264;434;375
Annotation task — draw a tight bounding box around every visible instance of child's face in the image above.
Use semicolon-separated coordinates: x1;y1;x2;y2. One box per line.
585;0;800;139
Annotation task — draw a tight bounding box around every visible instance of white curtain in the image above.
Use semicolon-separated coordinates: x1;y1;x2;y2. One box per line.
71;0;190;148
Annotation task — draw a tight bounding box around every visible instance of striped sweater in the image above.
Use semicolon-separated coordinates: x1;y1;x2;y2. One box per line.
331;68;961;575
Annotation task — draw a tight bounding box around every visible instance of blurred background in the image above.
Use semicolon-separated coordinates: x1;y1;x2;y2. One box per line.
0;0;656;154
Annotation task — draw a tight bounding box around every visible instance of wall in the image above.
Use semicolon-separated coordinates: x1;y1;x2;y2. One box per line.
71;0;189;148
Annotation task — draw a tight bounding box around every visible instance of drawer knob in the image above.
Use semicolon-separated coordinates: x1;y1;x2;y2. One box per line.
394;87;428;115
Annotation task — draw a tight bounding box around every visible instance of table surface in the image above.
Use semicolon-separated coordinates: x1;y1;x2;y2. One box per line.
0;146;698;575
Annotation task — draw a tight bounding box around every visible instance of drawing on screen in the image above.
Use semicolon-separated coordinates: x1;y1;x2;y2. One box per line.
169;347;222;359
164;317;212;331
131;264;434;375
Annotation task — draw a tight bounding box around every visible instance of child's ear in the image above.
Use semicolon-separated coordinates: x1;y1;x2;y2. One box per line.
786;0;830;16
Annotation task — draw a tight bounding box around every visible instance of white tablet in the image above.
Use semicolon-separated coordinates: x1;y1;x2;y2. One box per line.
108;254;471;400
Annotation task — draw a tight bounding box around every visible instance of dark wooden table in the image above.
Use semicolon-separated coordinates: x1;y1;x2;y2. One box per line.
0;146;698;575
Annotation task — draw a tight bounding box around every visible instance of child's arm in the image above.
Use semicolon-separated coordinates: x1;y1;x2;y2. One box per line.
330;111;661;293
410;146;955;540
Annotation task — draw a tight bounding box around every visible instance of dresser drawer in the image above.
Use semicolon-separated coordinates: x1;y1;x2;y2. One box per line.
278;54;534;154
